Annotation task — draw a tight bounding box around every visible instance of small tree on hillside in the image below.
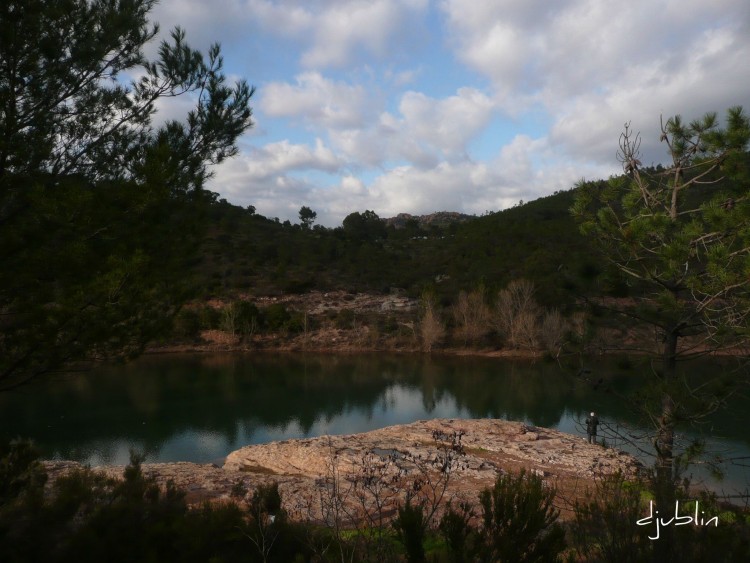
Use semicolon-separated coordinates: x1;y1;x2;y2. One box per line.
342;210;386;241
539;308;569;359
420;291;445;353
493;279;541;349
299;206;317;229
453;287;490;345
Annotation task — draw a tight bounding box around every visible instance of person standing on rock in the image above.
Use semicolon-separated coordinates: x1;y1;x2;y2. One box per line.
586;412;599;444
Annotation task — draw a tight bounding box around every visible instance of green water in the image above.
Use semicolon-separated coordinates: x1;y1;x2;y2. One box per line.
1;352;748;493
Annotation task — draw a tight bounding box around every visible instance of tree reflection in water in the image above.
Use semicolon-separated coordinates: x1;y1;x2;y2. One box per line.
0;352;748;493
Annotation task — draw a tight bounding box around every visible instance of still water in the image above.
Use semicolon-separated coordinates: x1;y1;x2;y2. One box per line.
2;353;749;493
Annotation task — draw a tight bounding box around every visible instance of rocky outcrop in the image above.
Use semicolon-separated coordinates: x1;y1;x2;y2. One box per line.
225;418;637;480
44;419;641;522
384;212;475;229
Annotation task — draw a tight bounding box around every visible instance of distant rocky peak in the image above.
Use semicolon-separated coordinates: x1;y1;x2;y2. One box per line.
384;211;475;229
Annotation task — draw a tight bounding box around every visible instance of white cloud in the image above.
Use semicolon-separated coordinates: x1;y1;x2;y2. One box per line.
299;0;428;68
239;138;343;181
301;135;606;225
440;0;557;101
398;88;495;159
149;0;256;53
151;0;429;70
161;0;429;70
370;162;490;216
441;0;748;97
326;87;495;168
259;72;374;129
384;68;419;87
245;0;313;36
212;138;343;220
550;21;750;167
442;0;750;167
160;0;750;225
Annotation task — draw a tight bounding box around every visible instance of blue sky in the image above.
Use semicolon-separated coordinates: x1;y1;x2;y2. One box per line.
148;0;750;226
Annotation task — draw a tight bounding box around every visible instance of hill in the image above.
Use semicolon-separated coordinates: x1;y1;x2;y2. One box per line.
384;211;475;230
192;187;596;307
156;186;608;353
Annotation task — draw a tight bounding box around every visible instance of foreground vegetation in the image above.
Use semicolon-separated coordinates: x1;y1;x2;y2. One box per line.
2;440;749;562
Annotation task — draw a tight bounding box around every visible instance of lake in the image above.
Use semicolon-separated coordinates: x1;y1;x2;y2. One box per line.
2;352;748;495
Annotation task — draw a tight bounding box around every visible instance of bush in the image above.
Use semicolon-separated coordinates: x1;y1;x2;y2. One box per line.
0;445;250;563
262;303;291;331
334;308;356;329
380;315;400;334
0;439;47;506
539;308;569;358
571;472;651;563
493;279;542;349
171;307;203;340
452;288;490;345
393;500;427;563
420;292;445;352
285;311;307;333
571;475;750;563
231;300;261;337
198;305;222;330
250;481;282;516
244;481;312;563
478;469;565;562
439;501;477;563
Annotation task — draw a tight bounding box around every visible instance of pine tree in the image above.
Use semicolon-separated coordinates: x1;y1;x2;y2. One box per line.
0;0;254;388
572;107;750;560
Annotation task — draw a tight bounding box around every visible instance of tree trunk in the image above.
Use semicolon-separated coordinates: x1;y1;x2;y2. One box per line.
653;328;678;562
656;329;678;480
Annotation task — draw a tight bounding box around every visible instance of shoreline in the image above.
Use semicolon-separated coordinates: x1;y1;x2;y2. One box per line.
156;289;749;360
43;418;642;521
147;339;547;360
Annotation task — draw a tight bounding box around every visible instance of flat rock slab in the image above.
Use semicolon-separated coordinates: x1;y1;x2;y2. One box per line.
45;419;641;522
224;418;637;479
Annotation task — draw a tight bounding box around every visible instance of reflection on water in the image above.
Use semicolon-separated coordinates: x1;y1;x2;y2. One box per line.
2;352;749;493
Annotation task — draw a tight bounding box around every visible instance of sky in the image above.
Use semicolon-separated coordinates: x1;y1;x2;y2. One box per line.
147;0;750;226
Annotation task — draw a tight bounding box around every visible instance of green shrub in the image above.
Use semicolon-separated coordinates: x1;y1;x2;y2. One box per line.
244;481;312;563
232;300;261;337
0;439;47;506
198;305;222;330
380;315;400;334
393;499;427;563
172;307;202;339
0;445;254;563
285;311;307;333
262;303;291;331
250;481;282;516
478;469;566;562
439;501;477;563
571;472;651;563
335;308;356;329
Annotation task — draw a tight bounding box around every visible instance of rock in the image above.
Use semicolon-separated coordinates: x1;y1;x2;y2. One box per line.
44;419;642;523
224;419;642;521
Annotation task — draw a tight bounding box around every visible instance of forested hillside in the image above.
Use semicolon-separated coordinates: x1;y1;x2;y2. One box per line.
193;187;597;308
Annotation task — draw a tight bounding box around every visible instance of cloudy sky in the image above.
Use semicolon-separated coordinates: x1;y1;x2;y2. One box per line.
149;0;750;226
